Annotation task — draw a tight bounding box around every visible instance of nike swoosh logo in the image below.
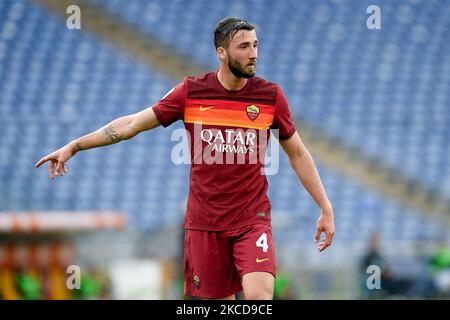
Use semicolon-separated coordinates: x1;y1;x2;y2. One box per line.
199;106;214;111
256;258;270;263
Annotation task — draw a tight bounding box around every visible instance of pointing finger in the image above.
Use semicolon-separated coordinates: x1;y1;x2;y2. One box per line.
35;156;48;168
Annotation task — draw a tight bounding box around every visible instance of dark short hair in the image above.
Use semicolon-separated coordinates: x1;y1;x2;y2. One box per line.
214;17;255;49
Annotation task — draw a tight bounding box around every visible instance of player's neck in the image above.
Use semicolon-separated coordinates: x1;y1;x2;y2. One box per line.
217;67;247;91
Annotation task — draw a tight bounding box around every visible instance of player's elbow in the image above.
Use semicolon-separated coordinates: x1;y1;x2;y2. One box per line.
121;124;138;140
120;115;141;140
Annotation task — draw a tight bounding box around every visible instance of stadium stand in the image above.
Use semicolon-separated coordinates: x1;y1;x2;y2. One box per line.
93;0;450;198
0;1;448;249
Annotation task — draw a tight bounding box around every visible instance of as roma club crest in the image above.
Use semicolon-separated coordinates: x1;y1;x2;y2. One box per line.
246;105;260;121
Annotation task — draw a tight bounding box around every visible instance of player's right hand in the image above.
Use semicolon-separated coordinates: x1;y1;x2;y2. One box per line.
35;145;73;180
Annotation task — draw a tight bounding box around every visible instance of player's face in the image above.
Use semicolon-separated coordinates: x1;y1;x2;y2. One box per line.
226;29;258;78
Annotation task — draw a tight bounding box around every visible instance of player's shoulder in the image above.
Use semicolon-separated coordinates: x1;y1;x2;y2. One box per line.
250;75;279;89
247;76;280;103
183;72;279;89
184;72;216;86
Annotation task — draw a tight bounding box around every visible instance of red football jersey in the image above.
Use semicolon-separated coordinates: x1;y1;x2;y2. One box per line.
153;71;296;231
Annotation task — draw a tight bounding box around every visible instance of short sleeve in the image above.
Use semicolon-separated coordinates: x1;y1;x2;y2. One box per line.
152;79;186;127
271;86;296;139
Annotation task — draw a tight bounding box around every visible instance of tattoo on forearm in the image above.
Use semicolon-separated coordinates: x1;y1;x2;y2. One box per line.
75;143;83;152
103;125;122;143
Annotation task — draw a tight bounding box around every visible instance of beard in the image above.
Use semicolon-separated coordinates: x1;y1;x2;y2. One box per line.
227;53;256;79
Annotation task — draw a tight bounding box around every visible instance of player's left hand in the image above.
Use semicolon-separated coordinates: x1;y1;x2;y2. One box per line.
314;206;335;252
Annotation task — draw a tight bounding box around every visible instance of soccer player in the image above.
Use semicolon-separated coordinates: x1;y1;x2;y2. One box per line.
35;17;335;300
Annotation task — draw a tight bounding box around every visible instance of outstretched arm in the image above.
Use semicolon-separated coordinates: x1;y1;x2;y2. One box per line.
35;106;160;179
279;131;335;252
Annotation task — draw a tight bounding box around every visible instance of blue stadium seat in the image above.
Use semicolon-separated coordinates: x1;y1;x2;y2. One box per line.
91;0;450;197
0;0;447;245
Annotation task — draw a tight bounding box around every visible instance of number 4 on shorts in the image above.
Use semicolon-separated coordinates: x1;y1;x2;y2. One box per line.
256;233;269;253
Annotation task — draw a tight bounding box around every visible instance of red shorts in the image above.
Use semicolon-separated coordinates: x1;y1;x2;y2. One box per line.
183;223;276;299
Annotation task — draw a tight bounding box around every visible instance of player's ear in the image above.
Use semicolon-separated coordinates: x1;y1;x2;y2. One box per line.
217;47;227;60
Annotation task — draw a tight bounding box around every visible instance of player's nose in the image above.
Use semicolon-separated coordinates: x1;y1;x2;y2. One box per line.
249;47;257;60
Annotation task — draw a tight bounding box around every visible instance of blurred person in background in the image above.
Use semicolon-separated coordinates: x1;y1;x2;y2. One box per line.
427;237;450;297
360;233;413;299
0;245;21;300
13;244;42;300
273;266;295;300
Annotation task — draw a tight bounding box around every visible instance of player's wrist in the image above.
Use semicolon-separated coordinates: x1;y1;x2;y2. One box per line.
67;141;81;156
319;201;333;215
